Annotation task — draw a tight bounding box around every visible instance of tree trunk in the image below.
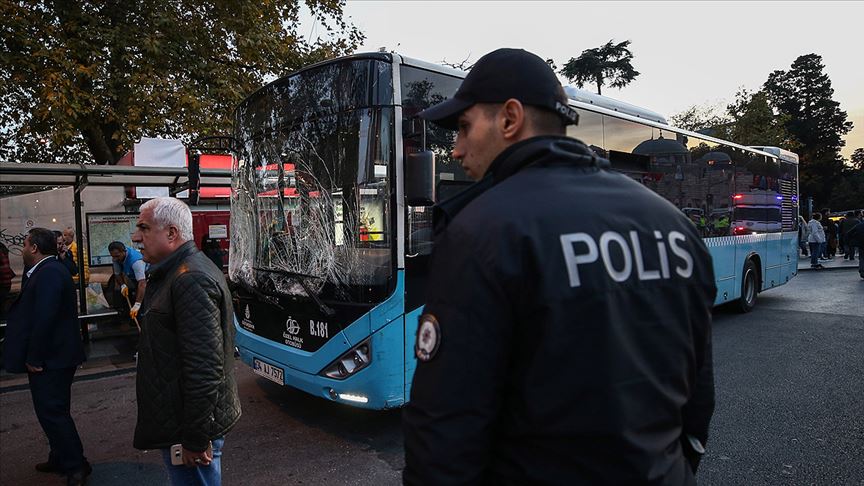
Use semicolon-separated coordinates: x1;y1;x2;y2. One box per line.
80;121;114;165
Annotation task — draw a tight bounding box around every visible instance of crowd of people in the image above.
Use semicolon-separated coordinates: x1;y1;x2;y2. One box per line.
802;209;863;277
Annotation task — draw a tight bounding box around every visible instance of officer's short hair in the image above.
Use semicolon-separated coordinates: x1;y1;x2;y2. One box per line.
108;241;126;253
477;104;565;136
28;228;58;256
525;105;566;135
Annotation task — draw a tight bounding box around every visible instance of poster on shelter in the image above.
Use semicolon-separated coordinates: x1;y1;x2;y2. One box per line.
87;213;140;266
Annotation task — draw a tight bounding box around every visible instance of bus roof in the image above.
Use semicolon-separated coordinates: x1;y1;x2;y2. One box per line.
748;146;800;164
563;87;668;124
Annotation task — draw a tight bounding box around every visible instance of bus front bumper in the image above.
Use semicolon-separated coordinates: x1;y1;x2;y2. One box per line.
235;322;406;410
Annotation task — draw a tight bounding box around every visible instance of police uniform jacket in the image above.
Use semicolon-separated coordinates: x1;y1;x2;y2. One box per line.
403;136;717;485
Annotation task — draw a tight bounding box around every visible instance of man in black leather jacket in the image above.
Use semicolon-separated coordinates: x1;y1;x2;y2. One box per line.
403;49;716;485
131;197;240;486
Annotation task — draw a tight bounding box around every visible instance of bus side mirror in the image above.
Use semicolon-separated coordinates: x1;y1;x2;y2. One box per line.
406;151;435;206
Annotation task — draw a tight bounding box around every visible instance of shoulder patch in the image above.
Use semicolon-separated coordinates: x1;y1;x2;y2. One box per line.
415;314;441;362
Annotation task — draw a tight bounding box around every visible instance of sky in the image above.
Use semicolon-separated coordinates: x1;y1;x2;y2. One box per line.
306;1;863;160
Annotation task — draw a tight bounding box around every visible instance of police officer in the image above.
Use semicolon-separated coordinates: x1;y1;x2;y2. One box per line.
402;48;717;485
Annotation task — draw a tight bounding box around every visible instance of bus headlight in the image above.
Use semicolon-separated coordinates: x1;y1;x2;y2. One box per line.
321;339;371;379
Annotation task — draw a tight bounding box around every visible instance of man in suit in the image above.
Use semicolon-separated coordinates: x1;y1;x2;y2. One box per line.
3;227;91;486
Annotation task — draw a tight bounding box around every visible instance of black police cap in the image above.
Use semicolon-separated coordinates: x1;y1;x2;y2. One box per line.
419;48;579;130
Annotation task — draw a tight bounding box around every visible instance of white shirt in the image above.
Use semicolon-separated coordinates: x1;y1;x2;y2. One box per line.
26;256;54;278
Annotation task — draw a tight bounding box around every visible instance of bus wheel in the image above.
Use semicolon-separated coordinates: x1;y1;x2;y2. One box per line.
737;259;758;313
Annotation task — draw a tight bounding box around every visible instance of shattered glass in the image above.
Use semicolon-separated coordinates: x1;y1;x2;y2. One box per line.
231;59;395;304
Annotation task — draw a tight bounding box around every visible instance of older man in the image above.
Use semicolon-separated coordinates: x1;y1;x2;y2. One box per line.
131;197;240;486
3;228;90;485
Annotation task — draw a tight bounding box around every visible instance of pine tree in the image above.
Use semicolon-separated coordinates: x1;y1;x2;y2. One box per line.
763;54;853;205
559;40;640;95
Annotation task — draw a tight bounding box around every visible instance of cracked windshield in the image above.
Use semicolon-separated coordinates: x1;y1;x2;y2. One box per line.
231;60;394;304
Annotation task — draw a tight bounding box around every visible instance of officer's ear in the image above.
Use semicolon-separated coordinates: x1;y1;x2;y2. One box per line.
499;98;526;140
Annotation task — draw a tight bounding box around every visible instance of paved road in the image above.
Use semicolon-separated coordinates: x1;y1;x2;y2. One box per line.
697;269;864;485
0;270;861;485
0;363;403;486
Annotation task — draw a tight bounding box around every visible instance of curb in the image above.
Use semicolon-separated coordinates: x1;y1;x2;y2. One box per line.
797;265;860;272
0;364;137;394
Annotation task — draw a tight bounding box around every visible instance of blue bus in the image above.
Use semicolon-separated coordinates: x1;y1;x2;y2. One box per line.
229;53;799;409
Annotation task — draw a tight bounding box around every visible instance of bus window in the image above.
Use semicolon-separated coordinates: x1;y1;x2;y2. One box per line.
681;135;735;237
603;115;654;157
401;65;471;259
567;108;605;157
732;152;782;234
400;65;467;190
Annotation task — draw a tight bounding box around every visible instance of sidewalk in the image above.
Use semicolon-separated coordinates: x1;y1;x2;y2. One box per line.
797;253;861;272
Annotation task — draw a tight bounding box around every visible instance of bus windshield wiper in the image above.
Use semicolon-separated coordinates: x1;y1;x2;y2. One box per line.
253;267;335;317
230;278;286;311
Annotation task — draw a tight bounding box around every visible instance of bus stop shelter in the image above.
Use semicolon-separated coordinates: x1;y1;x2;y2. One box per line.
0;162;232;341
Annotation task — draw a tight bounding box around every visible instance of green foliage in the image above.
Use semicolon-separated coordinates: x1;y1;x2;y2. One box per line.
724;88;797;149
668;102;730;133
559;39;640;95
829;165;864;210
0;0;363;165
833;148;864;210
763;54;853;206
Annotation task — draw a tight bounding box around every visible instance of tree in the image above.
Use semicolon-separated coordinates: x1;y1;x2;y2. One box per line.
724;88;797;148
669;102;730;133
0;0;363;165
559;39;639;95
850;148;864;171
829;165;864;210
763;54;853;205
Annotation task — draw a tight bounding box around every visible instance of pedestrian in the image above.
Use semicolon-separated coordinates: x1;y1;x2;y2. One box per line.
798;214;809;257
839;211;860;260
108;241;147;320
131;197;241;486
2;228;91;485
807;213;826;269
0;242;14;319
201;237;224;269
62;227;91;284
54;230;78;278
402;48;717;484
821;207;836;259
844;219;864;279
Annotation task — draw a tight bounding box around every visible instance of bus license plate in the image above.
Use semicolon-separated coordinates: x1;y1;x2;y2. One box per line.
252;358;284;385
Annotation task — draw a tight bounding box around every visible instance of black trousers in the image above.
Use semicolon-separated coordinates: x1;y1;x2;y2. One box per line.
28;367;86;473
